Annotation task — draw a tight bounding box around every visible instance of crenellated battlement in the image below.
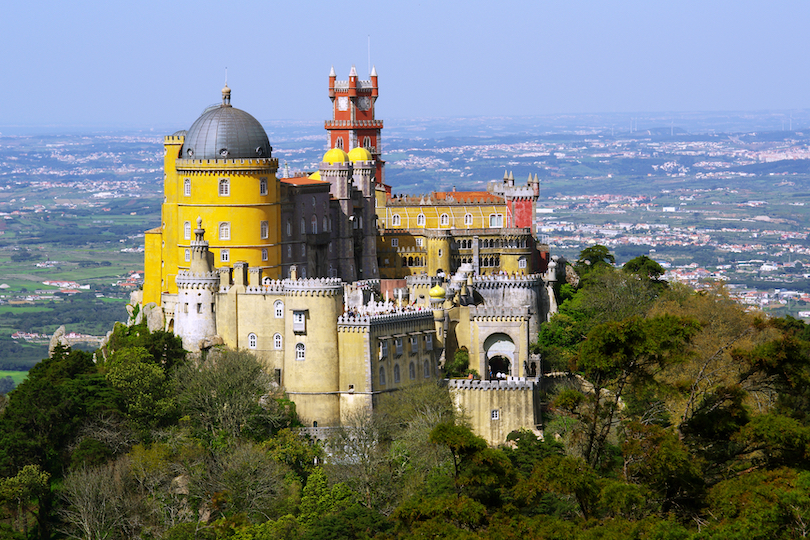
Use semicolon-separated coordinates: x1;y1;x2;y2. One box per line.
220;276;345;297
469;306;531;321
386;193;504;206
337;308;433;330
472;274;543;289
176;270;220;290
175;157;278;172
447;378;535;391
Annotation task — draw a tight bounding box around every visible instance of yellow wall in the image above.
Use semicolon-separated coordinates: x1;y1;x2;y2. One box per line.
143;227;163;306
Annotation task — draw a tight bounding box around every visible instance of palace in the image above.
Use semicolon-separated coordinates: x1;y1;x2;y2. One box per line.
139;66;560;437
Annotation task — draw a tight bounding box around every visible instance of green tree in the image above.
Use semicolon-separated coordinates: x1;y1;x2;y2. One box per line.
0;465;49;537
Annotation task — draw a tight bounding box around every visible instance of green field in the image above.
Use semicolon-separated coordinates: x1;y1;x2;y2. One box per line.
0;370;29;385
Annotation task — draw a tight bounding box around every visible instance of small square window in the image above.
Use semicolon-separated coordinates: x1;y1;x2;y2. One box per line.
491;409;500;421
391;238;399;247
416;238;423;247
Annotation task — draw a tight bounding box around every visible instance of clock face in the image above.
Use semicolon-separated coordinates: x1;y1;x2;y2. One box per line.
357;96;371;111
337;96;349;111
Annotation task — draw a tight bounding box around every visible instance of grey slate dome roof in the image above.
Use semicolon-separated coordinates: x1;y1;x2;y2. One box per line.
181;87;271;160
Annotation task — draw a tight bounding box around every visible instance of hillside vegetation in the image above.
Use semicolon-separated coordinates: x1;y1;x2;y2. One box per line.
2;250;810;539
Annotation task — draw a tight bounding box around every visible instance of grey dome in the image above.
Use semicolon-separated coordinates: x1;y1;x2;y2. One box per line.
181;104;271;160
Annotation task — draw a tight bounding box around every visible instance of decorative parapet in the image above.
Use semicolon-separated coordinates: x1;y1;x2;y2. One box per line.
175;157;277;172
337;308;433;330
405;274;442;288
176;270;220;290
447;378;535;391
231;277;345;297
324;119;383;128
472;274;542;289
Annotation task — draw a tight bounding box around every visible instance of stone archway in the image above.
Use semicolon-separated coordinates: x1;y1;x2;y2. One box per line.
483;333;515;380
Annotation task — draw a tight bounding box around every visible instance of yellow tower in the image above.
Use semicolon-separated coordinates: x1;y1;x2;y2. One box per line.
144;85;281;305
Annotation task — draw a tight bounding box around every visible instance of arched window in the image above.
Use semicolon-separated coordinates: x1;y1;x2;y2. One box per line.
219;178;230;196
220;249;229;262
424;360;431;378
392;214;401;227
260;221;269;239
311;215;318;234
184;221;191;240
409;362;416;380
323;216;328;232
394;364;401;383
219;222;230;240
295;343;306;360
248;333;257;349
300;218;306;235
185;249;190;262
183;178;191;196
417;213;426;226
274;333;283;350
260;177;268;196
379;367;386;385
274;300;284;318
440;213;449;226
363;136;372;149
464;213;473;226
489;214;503;227
262;248;268;261
335;137;344;150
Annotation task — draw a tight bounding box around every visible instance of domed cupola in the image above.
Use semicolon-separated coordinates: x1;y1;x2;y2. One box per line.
181;85;272;160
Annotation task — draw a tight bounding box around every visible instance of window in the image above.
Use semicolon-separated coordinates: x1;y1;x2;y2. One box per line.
417;213;426;226
395;337;403;356
295;343;305;360
220;249;229;262
425;334;433;351
219;178;230;196
287;245;292;258
391;238;398;247
184;221;191;240
248;333;257;349
293;311;306;333
380;340;388;358
424;360;431;378
274;333;282;350
464;213;473;226
185;249;190;262
363;136;372;149
415;238;423;247
183;178;191;196
260;177;268;195
491;409;500;420
301;245;306;256
335;137;344;149
274;300;284;318
287;220;292;237
440;213;449;226
311;196;316;208
489;214;503;227
311;215;318;234
379;367;386;385
409;336;418;355
519;258;527;269
323;216;328;232
260;221;269;239
394;364;401;383
392;214;401;227
262;248;268;261
300;218;306;235
438;249;443;257
409;362;416;380
219;222;230;240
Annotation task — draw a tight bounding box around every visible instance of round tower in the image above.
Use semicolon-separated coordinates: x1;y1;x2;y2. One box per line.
174;218;220;352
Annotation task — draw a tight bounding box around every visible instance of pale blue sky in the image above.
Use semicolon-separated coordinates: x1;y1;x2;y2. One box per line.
2;0;809;130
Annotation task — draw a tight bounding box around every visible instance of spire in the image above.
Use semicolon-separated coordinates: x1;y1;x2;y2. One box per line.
349;65;358;77
329;65;336;77
508;171;514;182
371;65;377;77
503;170;509;181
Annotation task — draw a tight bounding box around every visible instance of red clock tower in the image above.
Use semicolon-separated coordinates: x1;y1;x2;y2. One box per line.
327;65;386;187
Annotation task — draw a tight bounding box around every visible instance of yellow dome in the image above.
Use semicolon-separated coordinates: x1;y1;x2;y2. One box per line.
348;146;373;162
308;171;321;180
429;284;446;299
323;147;349;164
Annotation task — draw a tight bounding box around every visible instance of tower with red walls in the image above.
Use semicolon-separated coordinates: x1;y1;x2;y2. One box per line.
327;65;386;188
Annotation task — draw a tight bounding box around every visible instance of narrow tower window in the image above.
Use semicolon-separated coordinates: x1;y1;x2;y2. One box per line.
184;178;191;196
248;333;257;349
417;213;426;227
295;343;306;360
274;333;283;350
260;177;268;196
260;221;269;239
219;178;230;196
184;221;191;240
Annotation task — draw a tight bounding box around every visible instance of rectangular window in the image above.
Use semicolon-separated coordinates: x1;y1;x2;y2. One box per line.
416;238;423;247
184;178;191;196
220;249;229;262
293;311;306;333
219;222;230;240
491;409;500;421
260;177;268;196
395;337;403;356
409;336;418;355
380;340;388;358
391;238;399;247
185;249;190;262
519;258;527;269
219;178;230;196
425;334;433;351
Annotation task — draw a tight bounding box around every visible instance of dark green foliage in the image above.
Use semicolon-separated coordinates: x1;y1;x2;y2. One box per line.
444;347;473;378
